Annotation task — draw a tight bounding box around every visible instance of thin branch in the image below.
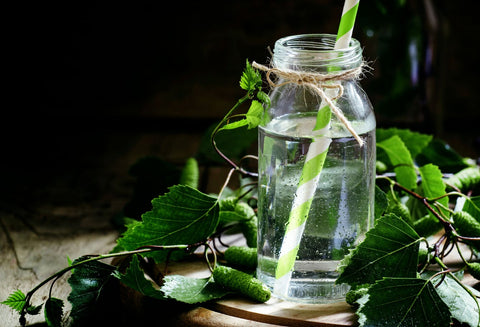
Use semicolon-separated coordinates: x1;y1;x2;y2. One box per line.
455;241;470;267
218;168;236;200
433;233;448;258
210;94;258;178
203;242;217;273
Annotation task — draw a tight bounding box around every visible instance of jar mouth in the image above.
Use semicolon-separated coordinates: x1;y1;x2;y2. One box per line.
273;34;362;71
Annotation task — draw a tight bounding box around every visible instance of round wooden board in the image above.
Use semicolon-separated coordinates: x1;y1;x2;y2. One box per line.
208;297;356;327
165;252;356;327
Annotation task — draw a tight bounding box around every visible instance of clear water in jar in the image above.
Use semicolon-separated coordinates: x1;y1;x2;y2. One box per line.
257;112;375;303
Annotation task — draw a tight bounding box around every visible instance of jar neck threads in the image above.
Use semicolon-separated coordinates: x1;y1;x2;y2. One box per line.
272;34;362;72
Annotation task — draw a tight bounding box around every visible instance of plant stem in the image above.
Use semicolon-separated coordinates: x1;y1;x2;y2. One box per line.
392;181;454;230
218;168;236;200
454;241;470;267
210;94;258;178
210;94;250;143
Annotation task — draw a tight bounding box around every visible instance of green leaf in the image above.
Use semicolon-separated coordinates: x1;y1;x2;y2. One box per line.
416;138;469;173
336;214;421;287
377;135;417;190
1;289;26;313
114;255;166;300
117;185;219;262
456;195;480;222
44;298;64;327
427;273;480;327
218;118;249;131
239;60;262;92
245;100;264;129
357;277;451;327
377;128;432;159
218;100;264;132
67;257;116;325
161;275;231;304
418;164;448;219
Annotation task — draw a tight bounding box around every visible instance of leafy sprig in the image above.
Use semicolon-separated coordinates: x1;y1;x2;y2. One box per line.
210;60;269;177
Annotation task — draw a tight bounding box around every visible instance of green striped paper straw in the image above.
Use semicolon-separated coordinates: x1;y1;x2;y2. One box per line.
335;0;360;49
273;0;360;298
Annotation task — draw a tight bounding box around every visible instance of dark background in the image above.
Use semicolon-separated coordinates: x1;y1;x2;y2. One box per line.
3;0;480;208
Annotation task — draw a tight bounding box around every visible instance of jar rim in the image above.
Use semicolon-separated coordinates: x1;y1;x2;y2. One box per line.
273;34;362;70
275;34;359;52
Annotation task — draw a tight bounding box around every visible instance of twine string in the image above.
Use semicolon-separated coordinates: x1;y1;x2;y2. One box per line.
252;61;365;146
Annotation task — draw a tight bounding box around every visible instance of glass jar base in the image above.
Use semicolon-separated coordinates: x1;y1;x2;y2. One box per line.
257;271;350;304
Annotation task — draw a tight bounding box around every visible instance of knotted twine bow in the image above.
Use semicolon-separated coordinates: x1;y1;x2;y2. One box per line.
252;61;365;146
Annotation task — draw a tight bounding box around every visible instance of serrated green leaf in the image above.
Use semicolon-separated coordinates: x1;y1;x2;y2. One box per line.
336;214;421;287
218;119;249;132
357;277;451;327
378;135;417;190
416;138;469;173
418;164;447;198
161;275;231;304
67;257;116;325
117;185;219;262
115;255;165;300
218;100;264;132
377;127;432;159
426;272;480;327
239;60;262;92
1;289;26;313
418;164;449;220
44;298;64;327
245;100;264;129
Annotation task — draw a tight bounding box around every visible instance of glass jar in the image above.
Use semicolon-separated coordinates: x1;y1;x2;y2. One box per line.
256;34;376;303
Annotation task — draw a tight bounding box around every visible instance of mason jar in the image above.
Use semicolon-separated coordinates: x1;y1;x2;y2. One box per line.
256;34;376;303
